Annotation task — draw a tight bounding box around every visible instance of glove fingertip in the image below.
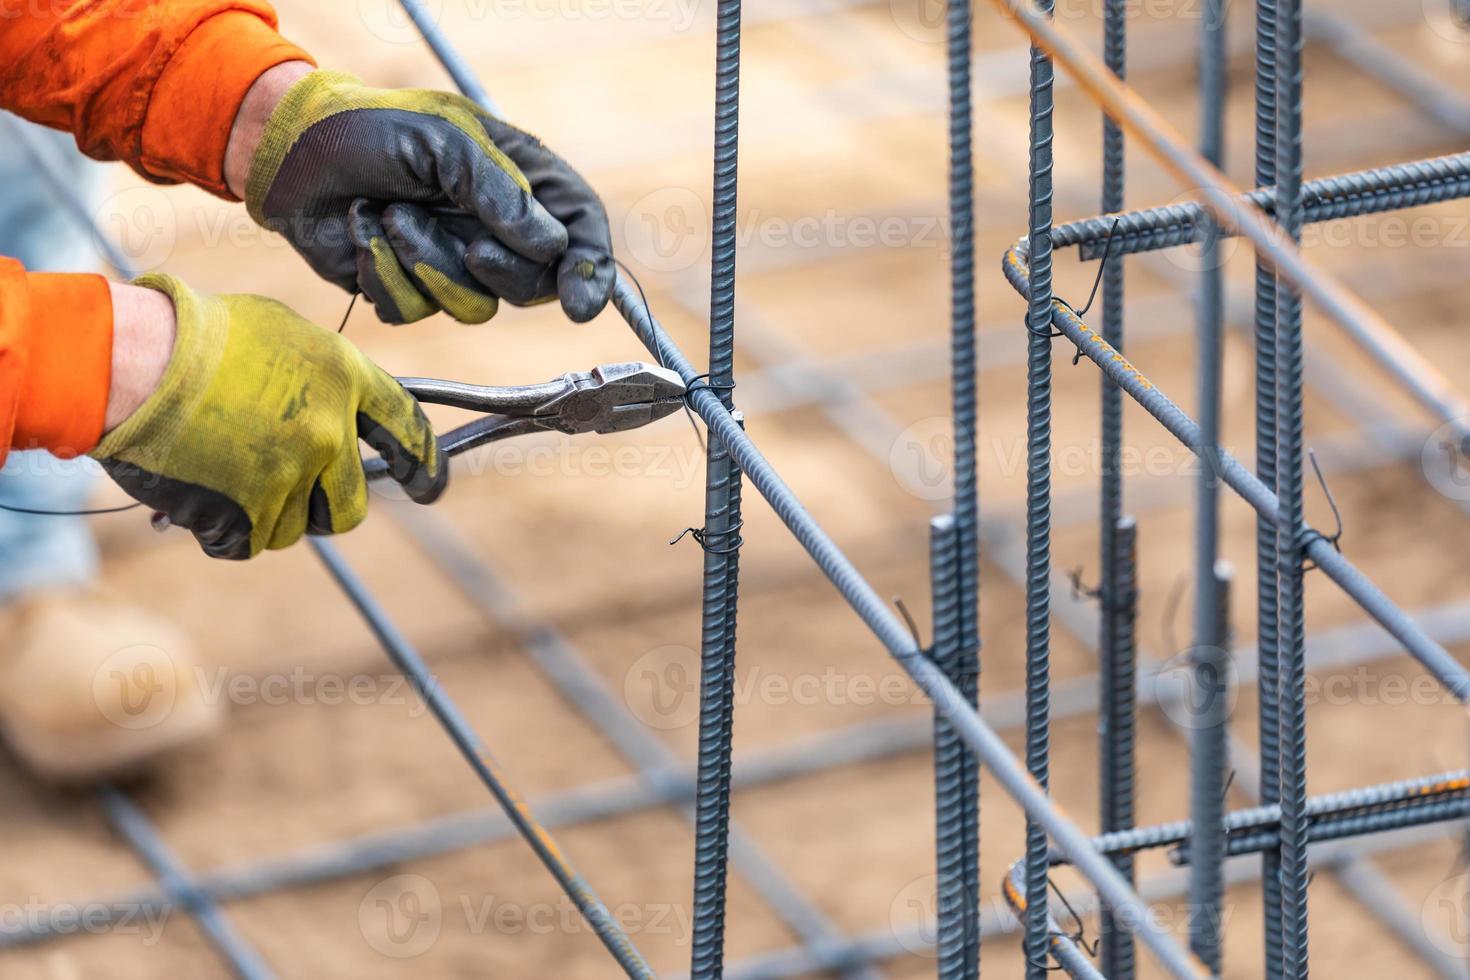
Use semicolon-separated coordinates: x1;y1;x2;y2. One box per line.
557;253;615;323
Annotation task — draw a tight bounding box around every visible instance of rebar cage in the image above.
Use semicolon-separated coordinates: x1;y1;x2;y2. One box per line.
6;0;1470;977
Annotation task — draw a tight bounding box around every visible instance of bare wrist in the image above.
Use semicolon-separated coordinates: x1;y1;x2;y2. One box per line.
105;282;177;432
224;60;315;199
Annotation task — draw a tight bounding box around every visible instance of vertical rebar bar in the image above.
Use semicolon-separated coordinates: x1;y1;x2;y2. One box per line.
1023;1;1057;974
689;0;745;971
945;0;982;970
1096;0;1132;975
930;514;971;978
1251;0;1285;970
1100;514;1139;978
1273;0;1309;972
1189;0;1229;972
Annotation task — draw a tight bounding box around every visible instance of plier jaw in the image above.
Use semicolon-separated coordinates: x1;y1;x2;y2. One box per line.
365;361;688;482
536;362;689;435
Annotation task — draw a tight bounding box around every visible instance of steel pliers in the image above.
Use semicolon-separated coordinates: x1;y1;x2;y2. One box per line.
363;361;687;481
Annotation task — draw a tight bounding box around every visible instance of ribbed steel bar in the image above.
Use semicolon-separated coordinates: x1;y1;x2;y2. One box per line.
688;0;745;969
1002;244;1470;703
1100;515;1138;977
1003;862;1106;980
1251;0;1285;969
987;0;1470;452
1205;797;1470;860
96;785;275;980
14;591;1470;960
725;819;1452;980
1096;1;1132;976
385;505;876;980
386;8;873;975
945;0;982;965
614;297;1208;980
929;515;972;977
381;503;878;980
1054;152;1470;260
1272;0;1309;972
1189;563;1232;973
1022;2;1057;974
1188;4;1229;969
1067;770;1470;861
310;539;654;978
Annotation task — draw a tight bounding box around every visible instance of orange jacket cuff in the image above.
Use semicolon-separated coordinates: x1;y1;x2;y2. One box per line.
141;11;316;199
11;273;114;459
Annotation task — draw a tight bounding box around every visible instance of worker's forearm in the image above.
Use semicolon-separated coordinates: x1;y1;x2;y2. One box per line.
104;283;176;434
224;61;316;200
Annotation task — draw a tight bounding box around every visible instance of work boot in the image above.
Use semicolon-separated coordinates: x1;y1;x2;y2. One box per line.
0;589;221;782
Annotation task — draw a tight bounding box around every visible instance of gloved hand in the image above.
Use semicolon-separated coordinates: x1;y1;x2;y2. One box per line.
90;275;446;560
243;70;615;325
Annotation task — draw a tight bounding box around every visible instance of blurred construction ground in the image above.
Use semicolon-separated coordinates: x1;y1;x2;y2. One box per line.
3;0;1470;976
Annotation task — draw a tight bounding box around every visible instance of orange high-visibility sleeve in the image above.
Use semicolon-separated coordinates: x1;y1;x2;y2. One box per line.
0;1;315;199
0;261;114;463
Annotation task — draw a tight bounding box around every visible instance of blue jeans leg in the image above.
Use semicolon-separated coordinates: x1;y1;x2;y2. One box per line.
0;120;109;603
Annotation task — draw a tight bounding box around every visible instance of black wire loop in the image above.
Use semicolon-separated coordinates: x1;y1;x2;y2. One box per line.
1299;447;1345;572
669;519;745;555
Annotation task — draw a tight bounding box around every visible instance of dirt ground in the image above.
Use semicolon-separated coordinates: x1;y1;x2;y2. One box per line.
3;0;1470;976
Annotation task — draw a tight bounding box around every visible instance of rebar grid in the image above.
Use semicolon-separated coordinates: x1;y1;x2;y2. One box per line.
10;2;1470;979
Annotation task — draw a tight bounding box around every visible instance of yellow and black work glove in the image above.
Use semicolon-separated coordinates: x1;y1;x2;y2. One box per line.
244;70;615;325
89;275;446;560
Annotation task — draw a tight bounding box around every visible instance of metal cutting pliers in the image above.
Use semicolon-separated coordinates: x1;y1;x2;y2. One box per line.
363;361;687;481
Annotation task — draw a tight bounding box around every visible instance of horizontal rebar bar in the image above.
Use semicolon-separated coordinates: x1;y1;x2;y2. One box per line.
1060;771;1469;861
990;0;1470;451
9;592;1469;954
1056;152;1470;260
